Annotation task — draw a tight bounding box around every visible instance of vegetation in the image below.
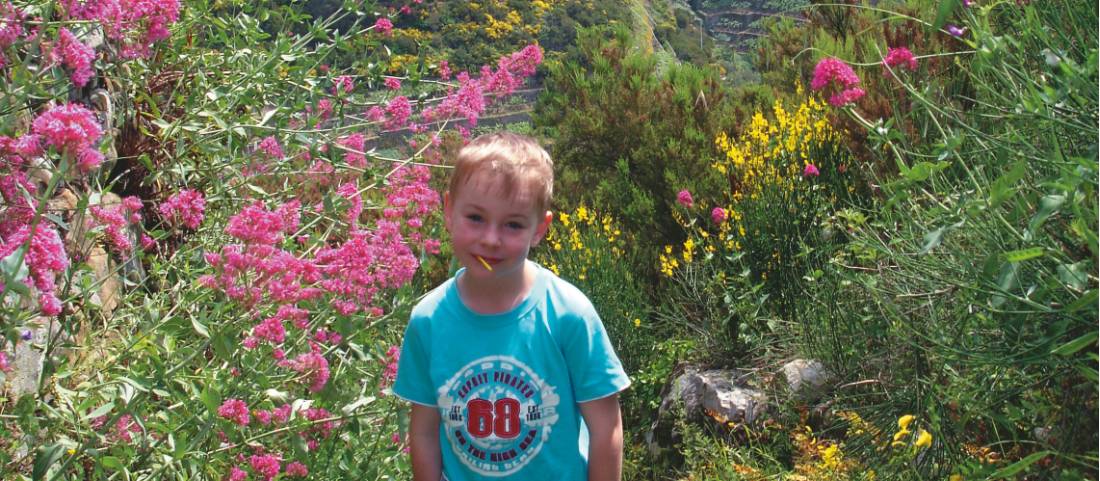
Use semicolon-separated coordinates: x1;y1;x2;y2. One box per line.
0;0;1095;479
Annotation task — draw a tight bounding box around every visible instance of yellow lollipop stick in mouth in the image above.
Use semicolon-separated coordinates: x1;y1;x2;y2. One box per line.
476;255;493;271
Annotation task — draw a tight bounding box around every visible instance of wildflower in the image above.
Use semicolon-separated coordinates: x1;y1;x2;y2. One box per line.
384;96;412;129
803;163;820;178
811;57;860;91
898;414;915;430
0;223;69;315
0;2;26;48
227;467;248;481
633;318;641;328
21;330;32;341
0;351;10;372
285;461;308;477
893;429;910;442
949;475;963;481
373;17;393;36
159;189;206;230
384;77;401;90
711;207;727;224
332;75;354;94
676;189;693;207
140;234;155;250
829;88;865;107
32;103;102;155
883;47;918;71
256;136;284;159
53;28;96;87
946;24;967;37
217;399;250;426
248;454;281;480
438;60;451;80
915;429;932;448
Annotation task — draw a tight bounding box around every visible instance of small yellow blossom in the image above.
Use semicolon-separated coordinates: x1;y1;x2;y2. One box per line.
949;475;963;481
915;429;932;449
898;414;915;431
633;318;641;328
893;429;910;442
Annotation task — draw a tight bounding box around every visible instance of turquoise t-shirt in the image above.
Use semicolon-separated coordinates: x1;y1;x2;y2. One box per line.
393;262;631;481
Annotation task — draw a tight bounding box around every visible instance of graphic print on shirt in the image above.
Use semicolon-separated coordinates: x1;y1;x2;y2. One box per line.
438;355;560;476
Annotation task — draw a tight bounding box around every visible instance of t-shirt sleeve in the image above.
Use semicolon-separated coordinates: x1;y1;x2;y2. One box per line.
392;316;437;406
561;301;631;403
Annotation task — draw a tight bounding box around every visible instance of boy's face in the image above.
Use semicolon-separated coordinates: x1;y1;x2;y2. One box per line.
444;172;552;281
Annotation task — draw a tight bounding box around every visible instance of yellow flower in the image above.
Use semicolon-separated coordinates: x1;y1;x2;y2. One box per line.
898;414;915;431
893;429;910;442
633;318;641;327
949;475;963;481
67;448;77;455
915;429;932;449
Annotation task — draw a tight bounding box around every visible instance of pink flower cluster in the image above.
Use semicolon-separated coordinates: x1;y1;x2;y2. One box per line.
0;223;70;315
0;351;10;372
421;44;543;128
280;348;331;392
249;453;281;480
676;189;693;207
710;207;726;224
811;57;865;107
252;403;293;426
159;188;205;230
383;76;401;90
381;345;400;388
89;196;143;253
332;75;354;95
256;136;285;160
373;17;393;36
382;165;441;253
60;0;181;59
803;163;820;178
218;398;251;426
53;28;96;87
884;47;918;72
31;103;104;171
337;133;367;167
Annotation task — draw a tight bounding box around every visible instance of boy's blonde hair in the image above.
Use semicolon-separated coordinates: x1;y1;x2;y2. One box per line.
449;132;554;212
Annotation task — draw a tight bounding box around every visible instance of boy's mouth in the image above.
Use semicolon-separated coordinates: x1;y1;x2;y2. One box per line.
475;255;496;271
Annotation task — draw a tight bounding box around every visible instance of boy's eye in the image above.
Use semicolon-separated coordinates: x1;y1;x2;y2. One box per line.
506;221;525;230
466;214;483;223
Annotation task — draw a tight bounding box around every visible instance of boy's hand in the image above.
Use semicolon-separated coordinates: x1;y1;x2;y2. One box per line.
409;403;443;481
579;394;624;481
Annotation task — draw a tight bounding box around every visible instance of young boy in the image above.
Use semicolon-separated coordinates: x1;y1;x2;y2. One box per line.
393;132;631;481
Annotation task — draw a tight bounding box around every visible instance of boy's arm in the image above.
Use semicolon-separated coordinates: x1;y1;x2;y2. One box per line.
579;394;624;481
409;403;442;481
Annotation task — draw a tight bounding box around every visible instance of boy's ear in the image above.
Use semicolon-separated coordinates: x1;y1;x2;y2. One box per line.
531;210;553;247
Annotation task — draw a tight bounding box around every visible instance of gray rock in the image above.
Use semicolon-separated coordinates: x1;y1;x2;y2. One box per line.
780;359;832;402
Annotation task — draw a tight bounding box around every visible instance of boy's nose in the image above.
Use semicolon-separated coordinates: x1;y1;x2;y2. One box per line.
481;225;502;247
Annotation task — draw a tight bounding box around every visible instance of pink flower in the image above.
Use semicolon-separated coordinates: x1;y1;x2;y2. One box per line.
676;189;693;207
383;77;401;90
384;96;412;129
710;207;727;224
0;223;68;315
256;136;284;159
945;24;967;37
226;467;248;481
884;47;918;71
829;87;865;107
803;163;820;178
253;409;272;425
140;233;156;250
0;351;10;372
217;398;250;426
285;462;308;477
32;103;102;155
283;351;330;392
438;60;451;80
53;28;96;87
332;75;354;94
76;147;104;172
159;188;205;229
373;17;393;36
337;133;367;167
0;2;26;48
248;454;281;480
811;57;860;93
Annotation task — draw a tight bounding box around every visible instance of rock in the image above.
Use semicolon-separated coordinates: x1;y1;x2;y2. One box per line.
780;359;832;402
85;246;120;315
8;317;63;399
646;367;768;462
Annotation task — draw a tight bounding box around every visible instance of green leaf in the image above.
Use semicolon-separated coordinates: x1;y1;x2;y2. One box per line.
919;226;947;254
1026;194;1065;239
988;450;1050;479
1064;289;1098;313
200;385;221;415
1;245;30;295
100;456;122;470
989;162;1027;207
904;161;949;183
1004;247;1044;262
192;316;210;338
82;402;115;420
1051;331;1097;356
32;444;65;481
1056;261;1089;290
